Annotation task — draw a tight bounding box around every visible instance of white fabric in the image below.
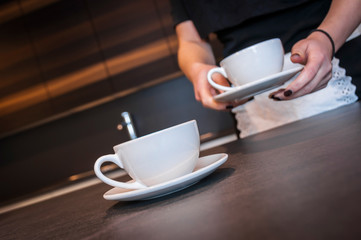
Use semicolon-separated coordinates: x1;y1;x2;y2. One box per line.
232;57;358;138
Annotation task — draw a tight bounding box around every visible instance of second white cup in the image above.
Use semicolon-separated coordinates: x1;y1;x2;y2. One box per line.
207;38;284;91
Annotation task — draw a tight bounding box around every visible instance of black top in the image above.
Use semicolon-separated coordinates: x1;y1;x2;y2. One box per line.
171;0;314;39
170;0;332;55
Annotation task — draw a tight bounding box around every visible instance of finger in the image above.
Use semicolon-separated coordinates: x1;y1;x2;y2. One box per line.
194;88;200;101
210;86;221;96
281;66;332;100
199;86;232;110
233;96;254;106
313;81;328;92
275;54;324;99
202;97;232;111
290;53;305;64
291;41;308;65
268;88;286;101
313;71;332;91
212;72;231;88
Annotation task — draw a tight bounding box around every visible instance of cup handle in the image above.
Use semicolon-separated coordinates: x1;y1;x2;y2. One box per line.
207;67;234;91
94;154;147;189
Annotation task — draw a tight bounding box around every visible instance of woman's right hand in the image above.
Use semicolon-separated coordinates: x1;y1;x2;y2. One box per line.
189;63;233;110
175;20;244;110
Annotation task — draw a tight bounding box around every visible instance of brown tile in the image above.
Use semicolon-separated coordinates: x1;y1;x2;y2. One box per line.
21;0;109;94
0;4;44;97
0;101;53;136
111;55;179;92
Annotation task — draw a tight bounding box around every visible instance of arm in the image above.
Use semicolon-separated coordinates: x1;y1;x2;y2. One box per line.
273;0;361;100
175;20;233;110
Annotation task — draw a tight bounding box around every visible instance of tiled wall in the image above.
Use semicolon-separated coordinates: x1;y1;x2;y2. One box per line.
0;0;180;137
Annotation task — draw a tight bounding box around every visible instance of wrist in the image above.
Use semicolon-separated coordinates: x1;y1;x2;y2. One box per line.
186;62;208;84
308;29;335;59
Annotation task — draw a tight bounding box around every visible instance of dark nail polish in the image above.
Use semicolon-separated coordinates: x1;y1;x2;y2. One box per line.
226;105;234;109
284;90;293;97
269;94;282;101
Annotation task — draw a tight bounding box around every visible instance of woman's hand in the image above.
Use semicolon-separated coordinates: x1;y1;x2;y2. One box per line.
271;31;333;100
189;63;233;110
175;20;236;110
271;0;361;100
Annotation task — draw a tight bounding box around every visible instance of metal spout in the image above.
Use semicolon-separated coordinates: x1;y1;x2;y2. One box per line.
117;112;137;140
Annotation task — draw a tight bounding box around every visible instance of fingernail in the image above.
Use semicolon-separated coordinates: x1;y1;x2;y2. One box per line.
269;94;282;101
269;89;285;99
226;105;234;109
291;53;300;58
272;96;282;101
284;90;293;97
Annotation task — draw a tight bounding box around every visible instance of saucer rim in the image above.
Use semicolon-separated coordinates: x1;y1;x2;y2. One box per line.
103;153;228;201
214;65;303;101
232;65;303;91
213;57;304;102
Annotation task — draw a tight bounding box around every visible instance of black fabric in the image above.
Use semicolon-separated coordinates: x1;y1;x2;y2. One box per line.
170;0;313;38
170;0;190;27
215;0;332;57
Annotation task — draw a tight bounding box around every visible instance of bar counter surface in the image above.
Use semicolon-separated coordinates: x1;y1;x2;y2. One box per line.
1;103;361;240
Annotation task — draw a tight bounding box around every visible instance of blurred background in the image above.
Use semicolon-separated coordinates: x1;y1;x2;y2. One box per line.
0;0;236;205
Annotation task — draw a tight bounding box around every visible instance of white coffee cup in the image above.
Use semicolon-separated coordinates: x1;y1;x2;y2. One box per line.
207;38;284;91
94;120;200;189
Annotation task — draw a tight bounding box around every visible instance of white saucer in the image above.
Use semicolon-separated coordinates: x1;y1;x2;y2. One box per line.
214;54;303;102
103;153;228;201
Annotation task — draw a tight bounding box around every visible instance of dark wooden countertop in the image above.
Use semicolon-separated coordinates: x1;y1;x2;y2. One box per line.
1;103;361;240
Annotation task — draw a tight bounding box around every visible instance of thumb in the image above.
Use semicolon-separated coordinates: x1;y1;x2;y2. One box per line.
290;41;307;65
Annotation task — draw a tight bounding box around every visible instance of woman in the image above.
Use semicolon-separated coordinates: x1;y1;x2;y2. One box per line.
170;0;361;137
171;0;360;108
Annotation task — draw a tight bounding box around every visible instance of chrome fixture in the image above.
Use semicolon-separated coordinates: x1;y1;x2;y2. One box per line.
117;112;137;140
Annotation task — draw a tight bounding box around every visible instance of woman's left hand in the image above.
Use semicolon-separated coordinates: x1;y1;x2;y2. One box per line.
270;31;334;100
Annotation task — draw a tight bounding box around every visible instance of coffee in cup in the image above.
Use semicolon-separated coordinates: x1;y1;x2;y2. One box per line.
94;120;200;189
207;38;284;91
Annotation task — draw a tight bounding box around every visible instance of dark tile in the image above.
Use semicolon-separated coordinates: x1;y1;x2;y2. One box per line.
110;55;180;92
0;3;44;96
0;100;53;136
21;0;109;92
49;80;113;114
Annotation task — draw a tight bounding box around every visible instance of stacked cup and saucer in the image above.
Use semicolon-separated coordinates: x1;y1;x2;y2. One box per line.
94;120;228;201
208;38;304;102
